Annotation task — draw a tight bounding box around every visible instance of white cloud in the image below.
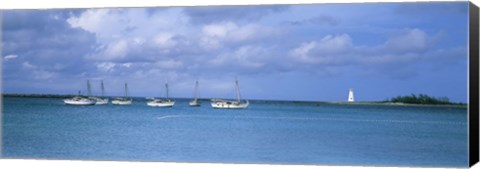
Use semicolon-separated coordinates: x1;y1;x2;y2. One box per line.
317;34;353;53
290;41;318;63
229;24;263;42
22;61;36;69
155;60;184;69
383;28;429;53
286;28;464;79
68;8;190;40
290;34;353;64
152;32;177;48
96;62;116;72
122;62;132;68
200;22;278;50
67;9;111;35
208;45;269;72
202;21;237;38
4;54;18;61
68;8;190;62
86;40;129;61
104;40;129;60
232;46;267;68
290;29;433;66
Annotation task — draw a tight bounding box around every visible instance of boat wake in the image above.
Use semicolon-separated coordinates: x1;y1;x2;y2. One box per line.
156;115;466;125
156;115;182;120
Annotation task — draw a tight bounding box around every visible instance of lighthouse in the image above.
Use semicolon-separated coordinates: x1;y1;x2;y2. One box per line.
348;88;355;102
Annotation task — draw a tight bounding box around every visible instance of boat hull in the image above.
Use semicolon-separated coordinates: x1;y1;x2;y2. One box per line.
95;99;109;105
90;97;109;105
64;99;96;106
211;100;249;109
112;99;132;105
189;100;200;107
147;101;175;107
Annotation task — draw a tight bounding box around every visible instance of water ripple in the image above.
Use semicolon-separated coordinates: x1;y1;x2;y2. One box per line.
156;115;466;125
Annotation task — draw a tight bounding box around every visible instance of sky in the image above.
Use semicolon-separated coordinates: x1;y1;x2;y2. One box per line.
1;2;470;102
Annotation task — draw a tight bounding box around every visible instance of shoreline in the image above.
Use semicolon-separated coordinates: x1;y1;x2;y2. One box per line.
2;93;467;108
325;101;467;108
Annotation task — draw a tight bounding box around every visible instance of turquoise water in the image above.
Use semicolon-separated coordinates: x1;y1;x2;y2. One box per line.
2;97;468;167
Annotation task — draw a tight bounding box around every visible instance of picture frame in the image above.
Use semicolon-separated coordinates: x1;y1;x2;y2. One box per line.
1;0;479;168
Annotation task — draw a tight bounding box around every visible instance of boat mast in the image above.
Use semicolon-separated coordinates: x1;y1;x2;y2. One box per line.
194;80;199;100
101;80;105;97
235;79;241;102
165;83;169;99
125;82;129;98
87;80;92;96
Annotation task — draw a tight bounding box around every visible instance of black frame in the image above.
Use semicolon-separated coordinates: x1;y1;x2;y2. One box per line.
469;2;479;167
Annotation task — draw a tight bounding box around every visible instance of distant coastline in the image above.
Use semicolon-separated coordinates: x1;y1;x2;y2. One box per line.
2;93;467;108
326;101;467;108
3;93;77;99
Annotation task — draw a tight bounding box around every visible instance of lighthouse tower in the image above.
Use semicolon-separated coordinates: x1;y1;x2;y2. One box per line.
348;88;355;102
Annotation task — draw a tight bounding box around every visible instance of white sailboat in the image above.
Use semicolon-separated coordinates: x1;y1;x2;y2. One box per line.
147;82;175;107
64;96;96;106
90;80;109;105
211;79;249;109
189;80;200;107
64;80;96;106
112;82;133;105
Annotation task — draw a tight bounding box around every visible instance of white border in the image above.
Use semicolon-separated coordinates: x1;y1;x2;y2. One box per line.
0;0;478;169
0;0;472;9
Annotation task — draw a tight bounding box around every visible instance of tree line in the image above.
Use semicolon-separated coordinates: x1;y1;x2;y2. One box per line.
386;94;464;105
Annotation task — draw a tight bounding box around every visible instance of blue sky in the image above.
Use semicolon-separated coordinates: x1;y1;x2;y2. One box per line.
2;2;469;102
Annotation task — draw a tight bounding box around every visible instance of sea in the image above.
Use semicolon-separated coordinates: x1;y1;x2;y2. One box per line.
1;96;468;167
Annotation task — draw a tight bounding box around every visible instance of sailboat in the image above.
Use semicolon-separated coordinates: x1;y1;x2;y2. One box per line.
211;79;249;109
90;80;109;105
147;82;175;107
112;82;133;105
189;80;200;107
64;80;96;106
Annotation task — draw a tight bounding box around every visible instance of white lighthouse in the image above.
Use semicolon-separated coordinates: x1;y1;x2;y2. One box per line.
348;88;355;102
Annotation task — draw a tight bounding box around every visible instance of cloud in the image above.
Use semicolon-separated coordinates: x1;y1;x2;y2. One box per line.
67;9;111;34
183;5;288;24
3;10;97;78
68;8;198;64
22;61;36;69
382;28;429;53
65;7;281;79
199;21;278;50
2;5;468;102
394;2;468;15
4;54;18;61
32;69;56;80
152;32;178;48
290;34;353;64
155;60;184;69
67;8;190;41
209;45;268;69
104;40;129;60
284;15;340;26
96;62;116;72
288;28;463;79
